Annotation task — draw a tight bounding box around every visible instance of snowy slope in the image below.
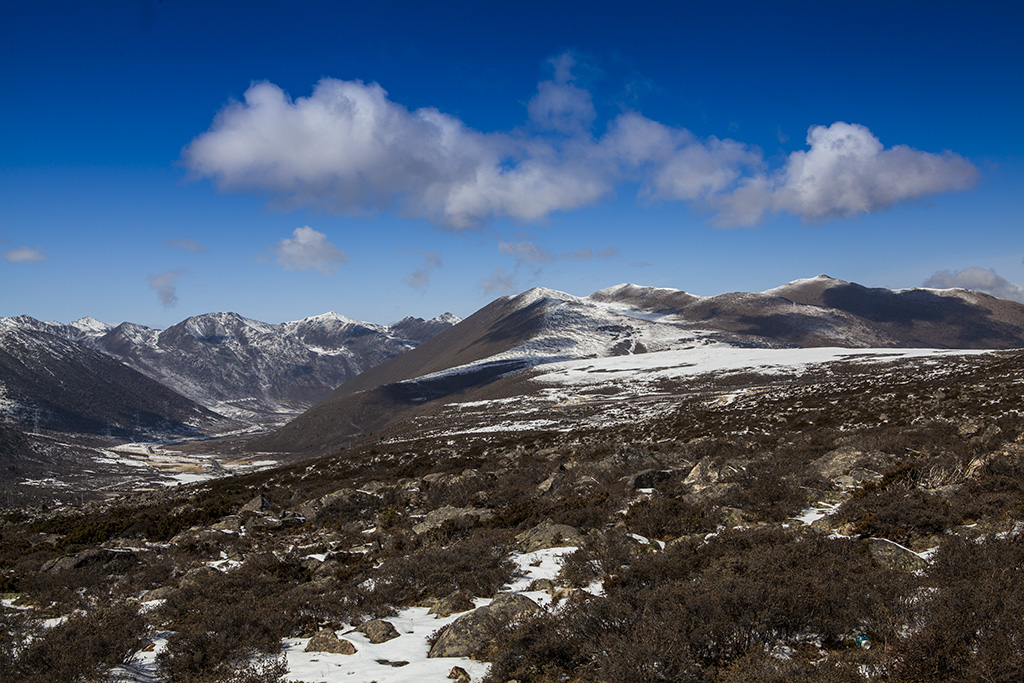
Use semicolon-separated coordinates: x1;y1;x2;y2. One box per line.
0;311;460;416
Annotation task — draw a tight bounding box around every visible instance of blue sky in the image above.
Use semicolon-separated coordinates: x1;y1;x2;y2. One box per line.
2;0;1022;328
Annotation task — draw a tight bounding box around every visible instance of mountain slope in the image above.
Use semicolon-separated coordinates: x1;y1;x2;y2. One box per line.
0;328;220;438
255;277;1024;454
1;310;460;416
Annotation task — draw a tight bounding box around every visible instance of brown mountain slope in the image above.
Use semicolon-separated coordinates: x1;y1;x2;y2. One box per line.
251;277;1024;455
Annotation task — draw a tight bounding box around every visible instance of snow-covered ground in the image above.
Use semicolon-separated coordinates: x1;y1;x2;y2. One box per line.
106;546;583;683
533;345;990;389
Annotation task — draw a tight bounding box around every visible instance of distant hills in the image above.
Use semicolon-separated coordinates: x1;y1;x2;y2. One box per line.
254;275;1024;454
4;275;1024;459
0;310;460;419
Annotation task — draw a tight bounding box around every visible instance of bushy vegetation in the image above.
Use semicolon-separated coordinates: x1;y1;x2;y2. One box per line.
1;350;1022;680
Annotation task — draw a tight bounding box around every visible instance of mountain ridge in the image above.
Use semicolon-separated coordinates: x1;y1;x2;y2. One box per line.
253;276;1024;454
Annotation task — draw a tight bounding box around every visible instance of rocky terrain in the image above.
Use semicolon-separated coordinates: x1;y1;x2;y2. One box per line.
2;344;1023;681
3;277;1024;682
257;276;1024;454
0;310;459;505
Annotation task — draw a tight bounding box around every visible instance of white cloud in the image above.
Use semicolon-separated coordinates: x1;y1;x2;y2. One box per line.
147;269;186;308
163;237;208;253
527;54;595;135
3;246;47;263
480;267;517;295
184;57;978;229
498;240;617;266
403;250;442;289
272;226;348;274
715;122;978;225
923;267;1024;303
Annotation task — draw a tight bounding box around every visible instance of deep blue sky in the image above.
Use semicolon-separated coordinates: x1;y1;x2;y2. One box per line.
2;1;1022;327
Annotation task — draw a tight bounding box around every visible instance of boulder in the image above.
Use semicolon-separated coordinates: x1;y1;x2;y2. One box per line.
684;457;723;487
141;585;176;602
448;665;471;682
178;566;220;589
412;506;493;535
867;538;927;571
239;495;271;515
429;590;476;617
297;488;378;523
811;448;890;483
210;515;243;533
305;628;356;654
515;521;584;552
628;469;674;491
41;548;137;575
358;618;400;644
428;593;540;659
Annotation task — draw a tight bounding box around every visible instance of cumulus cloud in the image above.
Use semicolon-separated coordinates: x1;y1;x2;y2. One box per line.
163;237;208;252
184;56;978;228
923;267;1024;303
527;53;596;135
715;122;978;226
404;250;442;289
147;269;186;308
272;226;348;274
2;246;47;263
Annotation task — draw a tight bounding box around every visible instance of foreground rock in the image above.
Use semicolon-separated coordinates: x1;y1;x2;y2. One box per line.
305;628;357;654
867;538;928;571
428;593;540;659
516;521;584;551
358;618;400;644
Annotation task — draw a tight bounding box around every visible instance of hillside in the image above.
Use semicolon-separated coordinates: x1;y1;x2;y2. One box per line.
255;276;1024;454
3;344;1023;682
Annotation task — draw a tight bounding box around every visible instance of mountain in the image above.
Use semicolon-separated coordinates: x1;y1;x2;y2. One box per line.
0;327;220;438
255;276;1024;454
1;310;460;416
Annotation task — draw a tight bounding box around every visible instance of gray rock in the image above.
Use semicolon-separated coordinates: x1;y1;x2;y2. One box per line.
41;548;137;575
358;618;400;644
429;590;476;617
428;593;540;659
305;628;356;654
141;585;176;602
811;448;891;482
515;521;584;552
210;515;242;533
239;495;271;515
628;469;674;490
411;506;493;535
867;538;927;571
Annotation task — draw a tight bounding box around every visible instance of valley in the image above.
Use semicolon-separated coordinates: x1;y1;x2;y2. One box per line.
2;277;1024;682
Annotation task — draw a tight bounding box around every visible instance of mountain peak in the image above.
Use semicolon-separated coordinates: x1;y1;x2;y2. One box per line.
70;317;111;334
292;311;362;326
511;287;580;308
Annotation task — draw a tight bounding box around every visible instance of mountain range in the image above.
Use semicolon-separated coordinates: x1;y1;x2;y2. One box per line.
0;310;460;419
254;275;1024;454
4;274;1024;472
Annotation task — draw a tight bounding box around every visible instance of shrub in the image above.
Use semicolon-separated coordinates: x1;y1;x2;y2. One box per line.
3;602;146;683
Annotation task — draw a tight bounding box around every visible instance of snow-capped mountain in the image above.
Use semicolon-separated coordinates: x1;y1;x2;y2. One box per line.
0;327;220;438
256;276;1024;453
0;311;460;416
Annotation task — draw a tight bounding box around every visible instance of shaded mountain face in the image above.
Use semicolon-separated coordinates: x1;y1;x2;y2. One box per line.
0;328;219;438
256;277;1024;455
1;311;460;416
